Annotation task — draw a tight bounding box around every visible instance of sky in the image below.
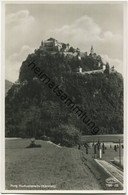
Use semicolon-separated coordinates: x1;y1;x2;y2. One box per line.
5;2;124;82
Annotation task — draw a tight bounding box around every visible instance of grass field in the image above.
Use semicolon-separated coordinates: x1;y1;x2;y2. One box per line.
6;138;103;190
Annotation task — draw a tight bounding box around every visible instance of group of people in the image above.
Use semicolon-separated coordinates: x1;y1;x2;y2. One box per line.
78;143;89;154
78;141;124;154
113;144;124;151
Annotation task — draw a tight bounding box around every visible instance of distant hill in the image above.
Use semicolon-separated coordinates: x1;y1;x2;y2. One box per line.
5;80;13;95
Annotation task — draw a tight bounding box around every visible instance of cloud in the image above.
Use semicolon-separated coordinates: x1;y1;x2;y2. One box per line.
102;31;121;42
6;45;35;82
6;10;35;24
5;12;123;81
5;9;43;82
6;10;37;57
48;16;100;46
48;15;122;46
47;15;123;74
47;15;122;62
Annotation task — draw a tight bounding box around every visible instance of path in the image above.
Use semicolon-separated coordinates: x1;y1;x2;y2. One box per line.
95;159;123;186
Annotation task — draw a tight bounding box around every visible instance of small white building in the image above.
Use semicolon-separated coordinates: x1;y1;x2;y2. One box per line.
33;77;38;81
78;55;81;60
103;64;106;70
98;62;101;67
79;67;82;73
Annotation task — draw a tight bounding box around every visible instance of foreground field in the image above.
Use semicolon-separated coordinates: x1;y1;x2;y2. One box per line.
6;139;103;190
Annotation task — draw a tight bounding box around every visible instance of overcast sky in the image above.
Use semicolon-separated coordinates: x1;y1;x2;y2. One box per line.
5;2;124;82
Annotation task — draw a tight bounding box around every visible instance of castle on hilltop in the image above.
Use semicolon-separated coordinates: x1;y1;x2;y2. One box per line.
41;38;70;52
40;38;115;74
78;45;115;74
40;38;81;59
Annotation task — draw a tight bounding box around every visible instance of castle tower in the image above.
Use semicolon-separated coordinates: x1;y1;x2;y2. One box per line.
41;40;44;46
90;45;94;55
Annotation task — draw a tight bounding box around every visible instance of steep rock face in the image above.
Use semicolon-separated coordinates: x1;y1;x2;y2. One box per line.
5;41;123;137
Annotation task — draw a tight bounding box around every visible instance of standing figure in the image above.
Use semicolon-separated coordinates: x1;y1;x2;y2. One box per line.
97;140;100;151
78;144;81;150
114;145;117;152
94;144;97;154
102;143;105;154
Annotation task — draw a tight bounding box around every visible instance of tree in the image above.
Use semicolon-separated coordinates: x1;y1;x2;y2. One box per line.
69;47;75;53
51;124;80;147
104;62;110;74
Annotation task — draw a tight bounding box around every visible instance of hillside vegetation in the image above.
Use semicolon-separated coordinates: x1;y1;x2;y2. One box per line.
5;41;123;143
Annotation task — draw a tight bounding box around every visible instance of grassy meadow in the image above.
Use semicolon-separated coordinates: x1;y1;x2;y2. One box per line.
5;138;102;190
5;134;124;191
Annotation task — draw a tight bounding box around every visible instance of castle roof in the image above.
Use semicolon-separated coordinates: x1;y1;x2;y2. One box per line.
47;38;57;41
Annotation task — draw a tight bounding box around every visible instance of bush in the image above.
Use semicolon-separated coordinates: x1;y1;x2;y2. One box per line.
51;124;80;147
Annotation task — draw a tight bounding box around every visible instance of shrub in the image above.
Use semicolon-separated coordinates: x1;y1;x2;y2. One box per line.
51;124;80;147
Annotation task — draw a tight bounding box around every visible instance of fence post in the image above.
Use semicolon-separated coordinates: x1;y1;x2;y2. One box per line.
99;147;102;159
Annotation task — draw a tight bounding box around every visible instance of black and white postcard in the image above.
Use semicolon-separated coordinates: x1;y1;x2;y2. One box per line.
1;1;127;193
